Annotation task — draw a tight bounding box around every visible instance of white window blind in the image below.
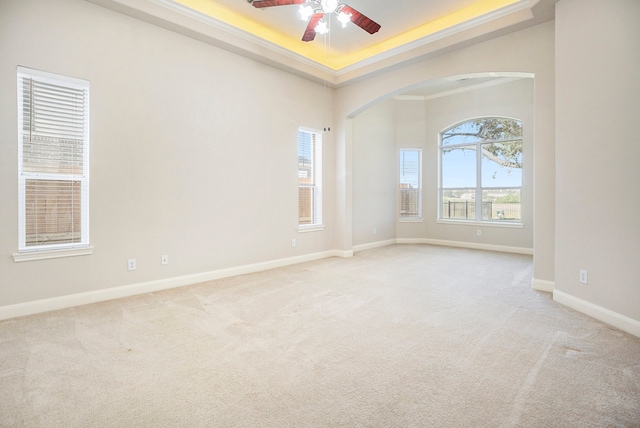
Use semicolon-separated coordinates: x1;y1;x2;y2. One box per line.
17;67;90;251
399;149;422;219
298;128;322;227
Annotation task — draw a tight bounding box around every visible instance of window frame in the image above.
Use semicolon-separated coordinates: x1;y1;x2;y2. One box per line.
297;127;323;232
398;148;423;222
438;117;523;227
16;67;91;257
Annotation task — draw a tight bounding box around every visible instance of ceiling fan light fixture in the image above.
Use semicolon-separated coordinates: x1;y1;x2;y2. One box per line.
250;0;381;41
315;19;329;35
337;10;351;28
298;4;314;21
321;0;339;14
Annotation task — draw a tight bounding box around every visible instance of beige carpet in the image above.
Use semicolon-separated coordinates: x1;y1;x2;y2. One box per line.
1;245;639;427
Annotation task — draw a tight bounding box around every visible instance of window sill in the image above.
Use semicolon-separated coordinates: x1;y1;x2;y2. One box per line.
13;246;94;262
398;218;423;223
298;225;325;233
437;219;524;229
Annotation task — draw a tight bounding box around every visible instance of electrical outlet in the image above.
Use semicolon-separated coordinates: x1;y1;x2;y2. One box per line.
477;229;482;236
128;259;136;271
161;255;168;265
579;269;588;284
291;239;296;247
373;228;377;235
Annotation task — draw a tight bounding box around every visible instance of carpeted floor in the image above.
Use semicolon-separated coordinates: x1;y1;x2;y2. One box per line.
1;245;639;427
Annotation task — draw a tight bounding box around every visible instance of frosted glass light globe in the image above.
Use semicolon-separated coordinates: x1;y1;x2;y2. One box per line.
321;0;339;14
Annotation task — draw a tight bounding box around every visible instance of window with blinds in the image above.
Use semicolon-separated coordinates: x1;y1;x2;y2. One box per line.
298;128;322;228
399;148;422;219
17;67;90;251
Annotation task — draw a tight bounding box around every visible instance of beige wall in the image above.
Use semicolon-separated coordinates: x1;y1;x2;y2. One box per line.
351;99;397;247
396;79;534;249
555;0;640;321
351;79;534;250
1;0;637;331
0;0;335;307
0;0;556;309
336;21;555;283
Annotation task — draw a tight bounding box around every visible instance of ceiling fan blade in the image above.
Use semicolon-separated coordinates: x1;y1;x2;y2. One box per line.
302;12;323;42
250;0;306;8
340;5;381;34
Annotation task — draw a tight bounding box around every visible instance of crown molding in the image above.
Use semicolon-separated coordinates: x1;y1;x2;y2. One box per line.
394;75;530;101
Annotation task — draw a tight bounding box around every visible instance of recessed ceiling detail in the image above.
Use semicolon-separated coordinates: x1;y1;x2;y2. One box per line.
248;0;381;43
169;0;528;69
87;0;553;85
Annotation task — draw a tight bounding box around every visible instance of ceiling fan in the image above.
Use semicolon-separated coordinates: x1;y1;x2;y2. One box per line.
248;0;381;42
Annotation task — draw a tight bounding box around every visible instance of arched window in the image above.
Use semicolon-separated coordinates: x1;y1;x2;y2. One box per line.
439;117;522;223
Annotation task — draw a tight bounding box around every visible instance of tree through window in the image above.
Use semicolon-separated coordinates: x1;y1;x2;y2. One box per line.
439;117;522;222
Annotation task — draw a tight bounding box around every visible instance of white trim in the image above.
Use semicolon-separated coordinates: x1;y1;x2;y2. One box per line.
532;278;554;292
394;95;427;101
553;290;640;338
394;77;525;102
353;239;397;253
13;246;94;262
437;219;524;228
298;126;325;135
298;225;325;233
0;249;349;321
16;66;89;87
353;238;532;255
332;249;354;258
396;238;533;255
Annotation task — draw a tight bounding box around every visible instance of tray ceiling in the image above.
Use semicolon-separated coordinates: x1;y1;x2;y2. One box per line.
86;0;555;85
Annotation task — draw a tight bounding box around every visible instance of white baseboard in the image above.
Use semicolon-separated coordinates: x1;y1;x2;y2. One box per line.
353;239;397;253
0;249;345;321
553;290;640;338
396;238;533;255
331;249;354;258
532;278;555;292
0;241;537;322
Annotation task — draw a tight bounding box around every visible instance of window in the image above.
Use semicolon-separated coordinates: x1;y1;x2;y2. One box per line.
399;148;422;220
17;67;90;252
439;117;522;223
298;128;322;228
